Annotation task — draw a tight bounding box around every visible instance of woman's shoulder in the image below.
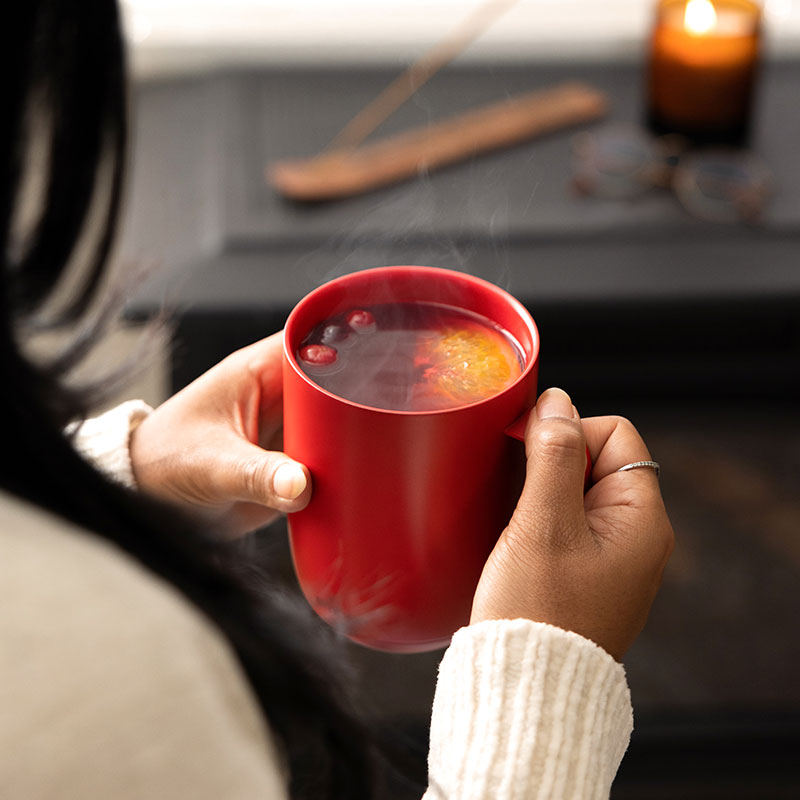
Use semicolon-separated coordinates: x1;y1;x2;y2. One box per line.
0;490;287;800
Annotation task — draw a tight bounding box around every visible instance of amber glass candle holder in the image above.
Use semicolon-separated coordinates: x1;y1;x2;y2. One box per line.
646;0;762;144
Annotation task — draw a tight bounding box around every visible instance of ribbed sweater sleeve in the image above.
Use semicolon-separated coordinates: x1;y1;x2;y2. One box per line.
68;400;153;488
425;618;633;800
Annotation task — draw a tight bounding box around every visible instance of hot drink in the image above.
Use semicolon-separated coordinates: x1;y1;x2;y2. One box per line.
284;266;539;651
297;301;524;412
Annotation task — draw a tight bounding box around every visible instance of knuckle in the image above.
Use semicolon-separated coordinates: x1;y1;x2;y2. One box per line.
240;456;272;500
610;415;637;437
533;420;585;461
612;415;650;451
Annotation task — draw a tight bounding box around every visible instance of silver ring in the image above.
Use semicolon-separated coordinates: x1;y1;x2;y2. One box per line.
616;460;661;478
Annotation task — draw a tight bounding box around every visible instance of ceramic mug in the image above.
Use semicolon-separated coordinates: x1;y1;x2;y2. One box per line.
282;266;539;652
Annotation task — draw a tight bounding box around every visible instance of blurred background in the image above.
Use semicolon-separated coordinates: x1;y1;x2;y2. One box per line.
111;2;800;797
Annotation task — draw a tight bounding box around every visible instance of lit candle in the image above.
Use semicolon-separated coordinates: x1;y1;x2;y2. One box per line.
646;0;762;144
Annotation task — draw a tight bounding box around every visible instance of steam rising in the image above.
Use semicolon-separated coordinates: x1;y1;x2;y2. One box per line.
294;168;514;294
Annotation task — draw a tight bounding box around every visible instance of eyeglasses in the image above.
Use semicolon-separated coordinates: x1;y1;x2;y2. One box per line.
570;124;772;224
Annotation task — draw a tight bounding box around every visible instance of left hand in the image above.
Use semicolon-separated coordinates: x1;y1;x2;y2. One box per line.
470;388;673;660
129;332;311;537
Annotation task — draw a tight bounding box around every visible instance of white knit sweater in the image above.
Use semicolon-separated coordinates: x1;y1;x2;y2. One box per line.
0;402;633;799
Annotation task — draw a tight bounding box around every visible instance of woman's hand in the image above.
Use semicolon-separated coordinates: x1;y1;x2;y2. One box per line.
129;332;311;537
470;388;674;660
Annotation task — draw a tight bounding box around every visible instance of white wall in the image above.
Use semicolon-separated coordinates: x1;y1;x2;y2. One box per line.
121;0;800;79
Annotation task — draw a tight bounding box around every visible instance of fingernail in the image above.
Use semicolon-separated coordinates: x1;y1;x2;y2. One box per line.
537;388;573;419
273;462;307;500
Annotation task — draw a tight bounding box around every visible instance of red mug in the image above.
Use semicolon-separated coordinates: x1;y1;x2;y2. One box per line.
282;266;539;652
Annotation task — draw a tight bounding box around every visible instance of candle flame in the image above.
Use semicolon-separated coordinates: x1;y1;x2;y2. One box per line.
684;0;718;35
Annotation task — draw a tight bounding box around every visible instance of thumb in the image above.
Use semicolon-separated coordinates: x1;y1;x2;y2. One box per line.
511;388;588;546
218;436;312;512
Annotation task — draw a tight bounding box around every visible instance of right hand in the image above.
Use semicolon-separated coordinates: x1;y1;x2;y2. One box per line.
470;388;674;660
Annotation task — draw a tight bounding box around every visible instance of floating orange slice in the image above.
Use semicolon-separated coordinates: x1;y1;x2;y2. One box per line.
415;322;521;408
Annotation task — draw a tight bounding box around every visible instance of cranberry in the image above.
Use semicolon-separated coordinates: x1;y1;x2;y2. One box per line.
346;309;376;333
321;324;351;345
299;343;337;366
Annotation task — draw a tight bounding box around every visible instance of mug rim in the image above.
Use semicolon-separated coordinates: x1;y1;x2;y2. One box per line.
283;265;540;417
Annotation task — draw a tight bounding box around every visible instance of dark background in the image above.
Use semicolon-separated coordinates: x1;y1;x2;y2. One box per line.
124;57;800;797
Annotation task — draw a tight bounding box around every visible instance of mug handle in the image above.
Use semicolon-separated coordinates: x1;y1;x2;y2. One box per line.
505;410;593;491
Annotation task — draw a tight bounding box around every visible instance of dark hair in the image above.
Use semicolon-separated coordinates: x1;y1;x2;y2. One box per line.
0;3;379;798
